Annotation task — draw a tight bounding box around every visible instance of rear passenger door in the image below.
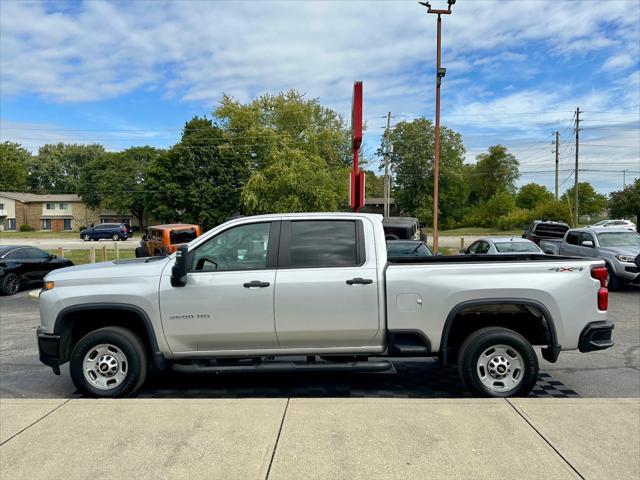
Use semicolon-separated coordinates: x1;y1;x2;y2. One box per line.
274;219;381;349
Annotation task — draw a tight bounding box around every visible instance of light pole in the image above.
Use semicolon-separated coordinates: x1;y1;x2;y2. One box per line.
419;0;454;253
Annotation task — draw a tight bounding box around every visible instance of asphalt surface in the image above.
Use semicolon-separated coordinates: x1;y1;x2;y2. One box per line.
0;286;638;399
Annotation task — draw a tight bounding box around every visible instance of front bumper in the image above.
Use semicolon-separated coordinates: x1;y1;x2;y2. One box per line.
37;327;61;373
578;321;614;353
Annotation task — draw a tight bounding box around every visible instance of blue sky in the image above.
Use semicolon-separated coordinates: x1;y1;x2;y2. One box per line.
1;0;639;194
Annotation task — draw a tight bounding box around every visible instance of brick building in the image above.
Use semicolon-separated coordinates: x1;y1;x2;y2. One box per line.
0;192;141;232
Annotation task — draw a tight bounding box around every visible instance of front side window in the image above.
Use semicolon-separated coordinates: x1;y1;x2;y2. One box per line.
580;232;595;246
467;242;479;254
192;222;271;272
475;241;491;254
26;247;50;259
289;220;358;268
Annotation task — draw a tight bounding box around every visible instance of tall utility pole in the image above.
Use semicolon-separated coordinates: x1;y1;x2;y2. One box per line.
554;131;560;200
383;112;392;218
420;0;455;253
623;169;627;188
574;107;580;226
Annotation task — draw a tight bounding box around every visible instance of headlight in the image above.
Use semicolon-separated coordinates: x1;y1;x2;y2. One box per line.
615;255;636;263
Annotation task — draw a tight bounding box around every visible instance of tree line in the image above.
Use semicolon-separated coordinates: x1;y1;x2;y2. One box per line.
1;89;637;230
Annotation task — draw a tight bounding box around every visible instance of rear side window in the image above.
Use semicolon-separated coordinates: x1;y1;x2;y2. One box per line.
566;231;580;245
170;228;198;244
289;221;358;268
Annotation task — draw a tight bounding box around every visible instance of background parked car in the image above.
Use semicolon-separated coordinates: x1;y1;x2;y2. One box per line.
386;240;433;258
587;219;636;231
0;246;73;295
522;220;570;245
80;223;130;241
135;224;202;257
460;237;544;255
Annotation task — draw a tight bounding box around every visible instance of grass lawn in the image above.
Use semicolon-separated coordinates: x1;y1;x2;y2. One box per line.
48;248;136;265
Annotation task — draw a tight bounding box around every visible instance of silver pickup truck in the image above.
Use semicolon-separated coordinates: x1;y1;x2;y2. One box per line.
37;213;613;398
541;227;640;290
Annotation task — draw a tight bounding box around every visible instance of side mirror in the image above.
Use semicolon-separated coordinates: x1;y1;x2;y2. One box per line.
49;254;57;260
171;245;189;287
458;249;466;254
581;240;594;248
436;252;443;256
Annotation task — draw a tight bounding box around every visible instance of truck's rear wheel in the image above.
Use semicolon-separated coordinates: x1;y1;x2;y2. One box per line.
457;327;538;398
134;247;144;258
70;327;147;398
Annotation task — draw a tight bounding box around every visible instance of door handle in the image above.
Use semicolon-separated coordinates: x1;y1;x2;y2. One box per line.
243;280;270;288
346;278;373;285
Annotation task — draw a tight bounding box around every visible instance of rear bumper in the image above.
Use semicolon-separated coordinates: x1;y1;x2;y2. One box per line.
37;327;61;370
578;321;614;353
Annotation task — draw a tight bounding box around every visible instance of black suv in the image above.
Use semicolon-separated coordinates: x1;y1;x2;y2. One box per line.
80;223;130;241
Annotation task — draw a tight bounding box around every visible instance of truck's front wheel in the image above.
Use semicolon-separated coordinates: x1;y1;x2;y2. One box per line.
70;327;147;398
457;327;538;398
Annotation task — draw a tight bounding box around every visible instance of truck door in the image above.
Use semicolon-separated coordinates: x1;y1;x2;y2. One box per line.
159;221;280;353
561;231;581;256
274;219;381;349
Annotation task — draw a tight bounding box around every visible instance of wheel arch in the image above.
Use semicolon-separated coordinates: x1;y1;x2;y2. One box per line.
440;298;560;366
54;303;165;370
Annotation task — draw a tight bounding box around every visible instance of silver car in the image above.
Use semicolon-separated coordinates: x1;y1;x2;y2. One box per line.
588;219;636;231
460;237;544;255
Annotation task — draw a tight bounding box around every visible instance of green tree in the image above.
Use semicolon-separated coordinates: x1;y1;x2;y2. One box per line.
363;170;385;198
242;150;346;214
146;117;248;229
463;191;517;228
28;143;105;193
381;118;467;225
214;90;352;212
561;182;608;217
0;142;30;191
608;179;640;229
516;183;554;210
78;146;160;229
469;145;520;203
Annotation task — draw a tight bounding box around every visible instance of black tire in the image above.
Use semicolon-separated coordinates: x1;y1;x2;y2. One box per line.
606;265;621;291
111;234;120;241
134;247;144;258
83;234;91;242
70;327;148;398
457;327;538;398
1;273;21;296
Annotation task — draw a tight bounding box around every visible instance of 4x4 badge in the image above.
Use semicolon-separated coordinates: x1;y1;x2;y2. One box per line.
548;266;584;272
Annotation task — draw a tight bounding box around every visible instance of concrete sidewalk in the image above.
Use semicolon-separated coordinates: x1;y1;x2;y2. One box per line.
1;398;638;480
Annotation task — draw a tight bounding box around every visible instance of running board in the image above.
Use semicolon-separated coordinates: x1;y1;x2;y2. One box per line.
171;360;393;374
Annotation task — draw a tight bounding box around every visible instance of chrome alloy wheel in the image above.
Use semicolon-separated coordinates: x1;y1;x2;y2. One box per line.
5;275;20;294
83;344;128;390
476;344;524;393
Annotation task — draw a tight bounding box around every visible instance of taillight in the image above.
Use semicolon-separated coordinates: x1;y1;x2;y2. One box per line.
591;267;608;311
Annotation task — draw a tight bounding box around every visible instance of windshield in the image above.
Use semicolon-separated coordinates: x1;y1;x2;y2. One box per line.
597;232;640;247
494;242;541;253
387;242;432;256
